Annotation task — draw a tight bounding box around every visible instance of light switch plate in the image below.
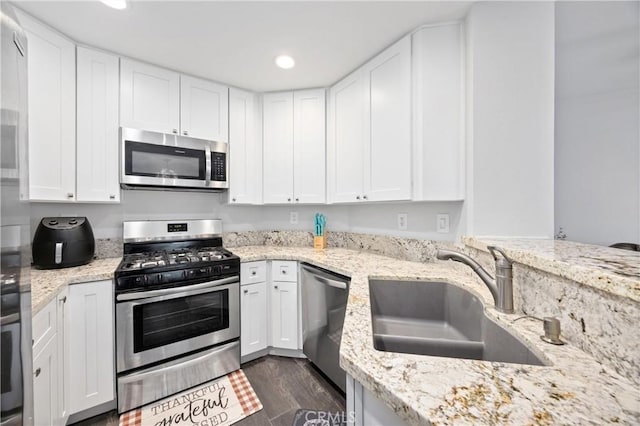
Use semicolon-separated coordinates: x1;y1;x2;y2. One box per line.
290;212;298;224
397;213;408;230
437;214;450;233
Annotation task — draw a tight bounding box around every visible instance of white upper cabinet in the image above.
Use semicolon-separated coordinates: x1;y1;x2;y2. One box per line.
412;23;464;201
263;89;326;204
328;35;411;203
180;75;228;142
120;58;180;134
16;10;76;202
363;36;412;202
76;46;120;203
293;89;326;204
262;92;295;204
327;70;366;203
229;88;262;204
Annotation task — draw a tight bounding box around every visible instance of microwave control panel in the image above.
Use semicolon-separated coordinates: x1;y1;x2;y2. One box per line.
211;152;227;182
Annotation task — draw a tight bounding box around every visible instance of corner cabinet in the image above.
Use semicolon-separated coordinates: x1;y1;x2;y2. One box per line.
263;89;326;204
76;46;120;203
328;36;411;203
411;23;465;201
15;10;76;202
270;261;299;350
229;89;263;204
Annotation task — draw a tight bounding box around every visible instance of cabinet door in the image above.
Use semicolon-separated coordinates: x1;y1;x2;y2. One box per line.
293;89;326;204
229;88;262;204
262;92;294;204
180;75;228;142
33;337;59;426
412;24;464;201
56;289;70;424
67;281;115;414
120;58;180;134
76;47;120;203
327;70;365;203
270;281;298;350
241;282;268;357
362;36;412;202
16;11;76;202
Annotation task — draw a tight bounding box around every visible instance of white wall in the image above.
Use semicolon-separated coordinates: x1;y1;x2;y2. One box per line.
30;191;463;241
464;2;556;238
554;2;640;246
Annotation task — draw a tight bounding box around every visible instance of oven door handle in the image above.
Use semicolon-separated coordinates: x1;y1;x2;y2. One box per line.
116;276;238;301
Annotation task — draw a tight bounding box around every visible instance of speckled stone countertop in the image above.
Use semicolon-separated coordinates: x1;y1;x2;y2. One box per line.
31;258;120;314
463;237;640;302
232;246;639;425
29;246;639;424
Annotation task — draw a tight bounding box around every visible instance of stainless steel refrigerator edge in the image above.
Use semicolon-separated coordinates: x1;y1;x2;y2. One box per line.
1;3;33;425
300;264;350;393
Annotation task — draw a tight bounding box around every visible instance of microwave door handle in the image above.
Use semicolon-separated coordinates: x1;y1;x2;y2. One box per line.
116;276;238;301
55;242;63;264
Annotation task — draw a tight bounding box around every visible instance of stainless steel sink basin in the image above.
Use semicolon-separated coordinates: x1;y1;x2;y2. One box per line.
369;279;545;365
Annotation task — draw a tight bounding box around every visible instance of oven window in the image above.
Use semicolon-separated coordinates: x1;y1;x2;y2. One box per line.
132;290;229;353
125;141;206;180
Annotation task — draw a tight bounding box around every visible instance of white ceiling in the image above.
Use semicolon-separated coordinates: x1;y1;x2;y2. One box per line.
13;1;472;92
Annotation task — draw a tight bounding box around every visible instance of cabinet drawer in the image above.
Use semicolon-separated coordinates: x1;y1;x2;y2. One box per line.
32;298;57;353
271;261;297;282
241;261;267;285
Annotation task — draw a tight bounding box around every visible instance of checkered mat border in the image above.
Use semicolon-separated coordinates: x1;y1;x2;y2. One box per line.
119;369;262;426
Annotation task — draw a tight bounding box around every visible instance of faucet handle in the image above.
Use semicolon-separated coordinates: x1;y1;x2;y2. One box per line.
487;246;512;266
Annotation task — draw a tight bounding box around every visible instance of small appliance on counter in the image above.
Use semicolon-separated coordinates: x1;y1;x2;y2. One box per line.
32;217;95;269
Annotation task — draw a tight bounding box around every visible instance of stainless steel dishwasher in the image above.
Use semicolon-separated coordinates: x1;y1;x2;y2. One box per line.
300;263;350;393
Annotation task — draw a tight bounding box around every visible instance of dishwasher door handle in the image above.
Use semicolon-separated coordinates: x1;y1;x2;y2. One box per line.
313;275;347;290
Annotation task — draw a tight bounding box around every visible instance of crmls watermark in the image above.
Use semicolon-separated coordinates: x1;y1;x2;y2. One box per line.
294;409;356;426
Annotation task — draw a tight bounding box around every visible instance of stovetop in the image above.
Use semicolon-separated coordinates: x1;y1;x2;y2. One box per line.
119;247;235;271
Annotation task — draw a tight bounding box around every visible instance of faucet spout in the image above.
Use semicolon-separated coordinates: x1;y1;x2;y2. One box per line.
436;247;514;314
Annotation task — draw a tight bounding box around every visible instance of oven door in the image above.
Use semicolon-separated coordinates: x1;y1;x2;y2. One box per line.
120;127;210;189
116;277;239;373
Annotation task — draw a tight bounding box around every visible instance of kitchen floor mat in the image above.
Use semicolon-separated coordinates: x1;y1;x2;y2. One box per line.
118;369;262;426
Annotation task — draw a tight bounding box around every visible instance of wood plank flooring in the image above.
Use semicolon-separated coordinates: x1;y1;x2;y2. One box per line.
72;356;345;426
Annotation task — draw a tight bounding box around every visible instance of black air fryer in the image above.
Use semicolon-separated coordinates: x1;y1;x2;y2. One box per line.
32;217;95;269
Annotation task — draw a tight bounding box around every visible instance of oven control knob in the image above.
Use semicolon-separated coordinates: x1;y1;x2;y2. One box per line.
213;265;222;274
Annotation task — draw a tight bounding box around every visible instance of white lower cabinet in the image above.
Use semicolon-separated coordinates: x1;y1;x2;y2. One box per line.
270;280;298;350
33;334;59;426
240;281;268;357
32;280;114;425
67;280;115;414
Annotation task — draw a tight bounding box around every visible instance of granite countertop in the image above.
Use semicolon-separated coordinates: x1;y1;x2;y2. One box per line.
29;245;639;424
232;246;639;425
30;257;121;314
463;237;640;302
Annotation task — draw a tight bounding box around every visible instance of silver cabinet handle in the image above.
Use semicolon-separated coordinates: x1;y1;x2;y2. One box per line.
67;193;74;198
281;269;287;274
274;285;279;289
59;296;67;303
183;130;188;135
251;271;256;276
295;198;299;202
243;289;248;294
287;198;291;202
172;129;178;134
356;196;361;200
109;195;116;200
232;198;236;202
363;195;368;200
34;368;41;377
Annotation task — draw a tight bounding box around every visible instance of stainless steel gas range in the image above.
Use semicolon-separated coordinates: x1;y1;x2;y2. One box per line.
114;219;240;413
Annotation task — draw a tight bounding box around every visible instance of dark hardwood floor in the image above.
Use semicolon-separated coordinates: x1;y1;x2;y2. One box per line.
73;356;346;426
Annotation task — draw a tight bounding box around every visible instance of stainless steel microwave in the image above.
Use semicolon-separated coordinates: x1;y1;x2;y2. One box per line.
120;127;228;191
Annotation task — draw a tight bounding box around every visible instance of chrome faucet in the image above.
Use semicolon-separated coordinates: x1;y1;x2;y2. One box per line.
436;246;514;314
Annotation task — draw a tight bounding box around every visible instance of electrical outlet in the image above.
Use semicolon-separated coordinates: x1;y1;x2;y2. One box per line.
397;213;408;230
437;214;450;233
290;212;298;224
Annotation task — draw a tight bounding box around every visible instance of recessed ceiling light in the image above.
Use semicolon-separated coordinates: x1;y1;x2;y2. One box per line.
275;55;295;70
100;0;127;10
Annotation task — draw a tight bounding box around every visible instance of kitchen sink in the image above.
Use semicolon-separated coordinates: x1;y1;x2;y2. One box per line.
369;279;545;365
